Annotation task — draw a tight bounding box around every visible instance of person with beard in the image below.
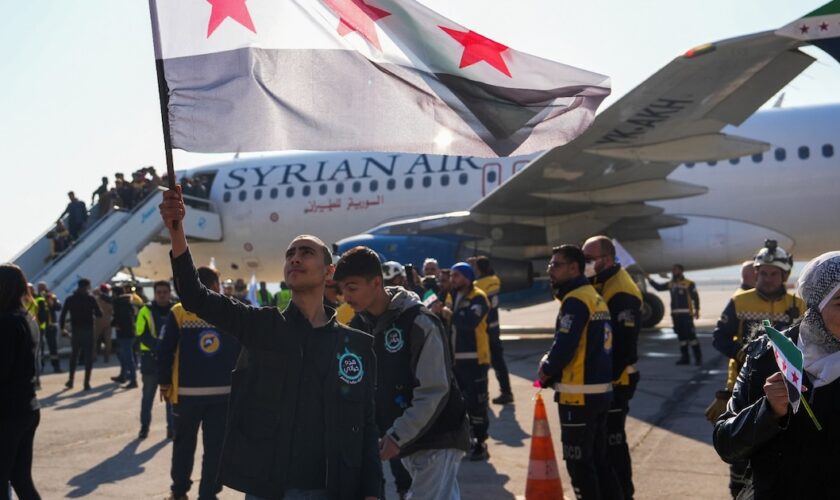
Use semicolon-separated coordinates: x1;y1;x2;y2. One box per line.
449;262;491;461
648;264;702;366
158;185;381;500
714;251;840;499
538;245;620;500
336;247;470;500
711;241;805;498
582;236;642;500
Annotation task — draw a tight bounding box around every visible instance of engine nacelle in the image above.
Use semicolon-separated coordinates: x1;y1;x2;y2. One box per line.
335;233;534;294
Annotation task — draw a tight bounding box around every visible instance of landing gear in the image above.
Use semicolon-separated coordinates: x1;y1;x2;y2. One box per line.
641;292;665;328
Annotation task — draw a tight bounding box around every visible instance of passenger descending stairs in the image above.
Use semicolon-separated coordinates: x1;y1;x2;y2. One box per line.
13;189;222;300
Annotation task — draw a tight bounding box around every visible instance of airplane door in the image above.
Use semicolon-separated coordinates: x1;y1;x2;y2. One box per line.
482;162;502;196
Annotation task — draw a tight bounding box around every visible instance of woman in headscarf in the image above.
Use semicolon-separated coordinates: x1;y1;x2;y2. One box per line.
713;251;840;499
0;264;42;500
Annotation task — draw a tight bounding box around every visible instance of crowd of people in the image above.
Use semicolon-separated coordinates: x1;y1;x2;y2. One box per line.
3;185;839;500
45;167;211;262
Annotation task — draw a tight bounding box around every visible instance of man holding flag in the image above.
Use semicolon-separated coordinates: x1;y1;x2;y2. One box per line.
713;251;840;498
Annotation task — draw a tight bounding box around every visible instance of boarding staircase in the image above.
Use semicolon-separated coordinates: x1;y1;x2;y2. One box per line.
13;188;222;301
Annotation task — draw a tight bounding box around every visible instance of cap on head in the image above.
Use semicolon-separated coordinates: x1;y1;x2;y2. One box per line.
753;239;792;272
451;262;475;282
99;283;111;293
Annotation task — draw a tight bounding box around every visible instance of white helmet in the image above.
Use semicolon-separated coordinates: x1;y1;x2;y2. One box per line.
753;240;793;272
382;261;405;281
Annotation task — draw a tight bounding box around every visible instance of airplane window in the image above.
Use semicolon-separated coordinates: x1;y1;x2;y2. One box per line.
286;186;295;198
238;190;247;202
729;158;740;165
459;173;468;185
487;170;498;183
302;185;311;197
441;174;450;186
223;192;231;203
319;184;328;195
685;162;695;168
775;148;786;161
254;188;263;200
798;146;810;160
352;181;361;193
336;183;344;194
370;180;379;192
823;144;834;158
387;179;396;191
405;177;414;189
752;153;763;163
422;176;432;188
707;160;717;166
270;188;278;199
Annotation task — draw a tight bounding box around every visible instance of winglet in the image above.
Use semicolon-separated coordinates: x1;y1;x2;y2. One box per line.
776;0;840;62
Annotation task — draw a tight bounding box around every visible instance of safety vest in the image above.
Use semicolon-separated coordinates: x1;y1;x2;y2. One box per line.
474;275;501;334
274;289;292;311
593;266;642;386
135;305;157;352
33;296;48;330
553;283;614;407
724;289;805;389
451;287;491;365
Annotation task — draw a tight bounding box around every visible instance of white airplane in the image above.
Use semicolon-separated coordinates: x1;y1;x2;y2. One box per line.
13;3;840;326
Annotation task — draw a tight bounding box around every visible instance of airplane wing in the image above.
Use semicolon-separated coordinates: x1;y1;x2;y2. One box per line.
344;6;837;260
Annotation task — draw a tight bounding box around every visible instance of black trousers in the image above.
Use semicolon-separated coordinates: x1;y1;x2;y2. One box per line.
607;372;640;500
454;360;489;443
68;327;94;385
672;314;698;344
0;410;41;500
558;405;621;500
170;398;227;499
487;328;512;395
43;325;60;371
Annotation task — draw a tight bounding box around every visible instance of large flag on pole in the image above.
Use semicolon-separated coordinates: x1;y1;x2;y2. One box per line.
148;0;610;157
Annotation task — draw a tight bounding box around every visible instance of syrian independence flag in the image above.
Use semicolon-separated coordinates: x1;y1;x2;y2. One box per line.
764;320;804;413
776;0;840;63
148;0;610;157
422;289;439;308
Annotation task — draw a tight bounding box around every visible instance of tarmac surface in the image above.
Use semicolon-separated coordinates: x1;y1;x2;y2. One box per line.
27;282;738;499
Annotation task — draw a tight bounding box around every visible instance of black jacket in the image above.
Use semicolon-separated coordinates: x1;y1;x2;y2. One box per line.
713;326;840;499
0;312;38;418
112;294;135;339
171;250;381;499
59;289;102;330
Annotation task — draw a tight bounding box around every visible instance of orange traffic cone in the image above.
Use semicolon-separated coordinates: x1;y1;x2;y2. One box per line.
525;392;564;500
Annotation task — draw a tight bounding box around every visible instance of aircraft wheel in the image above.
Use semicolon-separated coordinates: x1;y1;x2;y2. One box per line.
641;292;665;328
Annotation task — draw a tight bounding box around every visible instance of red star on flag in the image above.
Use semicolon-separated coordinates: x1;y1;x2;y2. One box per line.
792;372;799;384
323;0;391;50
440;26;512;78
800;24;810;34
782;360;788;372
820;22;830;31
207;0;256;38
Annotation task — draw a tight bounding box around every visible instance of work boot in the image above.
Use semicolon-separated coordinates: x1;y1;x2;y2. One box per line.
692;344;703;366
110;375;126;383
675;346;690;365
124;380;138;389
65;379;74;389
492;393;514;405
468;441;490;461
138;428;149;440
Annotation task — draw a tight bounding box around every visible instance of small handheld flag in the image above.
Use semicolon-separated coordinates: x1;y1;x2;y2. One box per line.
422;290;439;308
763;320;822;431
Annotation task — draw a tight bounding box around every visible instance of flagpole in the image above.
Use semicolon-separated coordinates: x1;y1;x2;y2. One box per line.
147;0;179;230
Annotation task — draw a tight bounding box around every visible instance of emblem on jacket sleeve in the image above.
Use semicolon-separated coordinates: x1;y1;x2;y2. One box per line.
384;327;405;353
337;348;364;384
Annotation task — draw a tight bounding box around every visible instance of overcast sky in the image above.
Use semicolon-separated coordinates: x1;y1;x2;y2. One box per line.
1;0;837;261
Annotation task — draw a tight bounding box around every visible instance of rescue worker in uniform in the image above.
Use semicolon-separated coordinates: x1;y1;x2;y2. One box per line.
450;262;492;461
648;264;702;365
711;240;805;498
583;236;642;500
35;283;62;374
256;281;273;306
135;280;176;439
336;246;470;500
158;268;241;500
473;256;513;405
538;244;620;500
